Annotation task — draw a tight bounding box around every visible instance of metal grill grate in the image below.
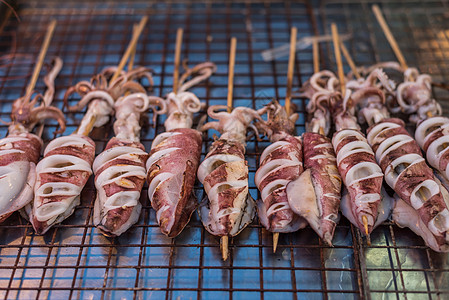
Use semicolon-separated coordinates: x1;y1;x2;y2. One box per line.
0;1;448;299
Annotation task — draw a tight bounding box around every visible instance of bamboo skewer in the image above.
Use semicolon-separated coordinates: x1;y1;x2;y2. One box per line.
331;23;370;240
226;37;237;113
25;20;57;101
271;27;299;253
77;19;146;136
312;39;319;74
31;20;57;138
285;26;297;116
372;5;408;70
335;35;360;81
221;37;237;261
173;28;183;94
339;42;361;80
110;16;148;83
331;23;346;98
124;24;138;97
127;25;138;73
311;35;326;136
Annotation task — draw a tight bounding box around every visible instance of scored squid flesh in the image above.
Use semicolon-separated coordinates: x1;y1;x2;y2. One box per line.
0;127;42;223
367;118;449;251
30;135;95;234
93;92;166;236
0;58;65;223
415;116;449;186
254;101;307;234
328;69;385;236
147;62;216;237
25;66;151;234
197;105;263;237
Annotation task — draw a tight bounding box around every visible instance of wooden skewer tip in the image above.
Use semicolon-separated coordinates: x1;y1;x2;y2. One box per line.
361;215;369;236
273;232;280;253
221;236;229;261
319;127;325;135
361;215;372;246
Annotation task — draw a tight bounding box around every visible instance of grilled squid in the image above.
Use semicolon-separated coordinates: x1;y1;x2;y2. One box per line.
198;105;262;237
288;132;341;244
332;129;383;234
329;70;385;236
367;118;449;251
254;101;307;234
93;93;166;236
279;71;342;243
147;62;216;237
30;135;95;234
26;66;151;234
0;58;65;223
0;127;42;223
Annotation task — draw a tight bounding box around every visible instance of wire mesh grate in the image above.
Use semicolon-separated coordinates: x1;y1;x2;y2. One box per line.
0;1;448;299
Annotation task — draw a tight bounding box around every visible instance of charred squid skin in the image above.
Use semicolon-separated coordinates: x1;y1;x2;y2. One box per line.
0;129;42;222
29;134;95;235
415;116;449;184
255;135;307;233
332;128;384;235
197;106;264;239
147;128;202;237
367;118;449;250
198;139;255;237
301;132;341;244
93;137;148;236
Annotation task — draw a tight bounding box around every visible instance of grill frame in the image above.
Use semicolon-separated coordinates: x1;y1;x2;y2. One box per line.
0;1;448;299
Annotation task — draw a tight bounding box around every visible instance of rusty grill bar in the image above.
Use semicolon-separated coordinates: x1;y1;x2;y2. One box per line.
0;1;448;299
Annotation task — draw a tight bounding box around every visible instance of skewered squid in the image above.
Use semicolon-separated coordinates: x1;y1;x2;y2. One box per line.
26;67;153;234
327;69;386;236
288;130;342;244
362;62;441;124
367;118;449;251
294;71;344;243
197;105;263;238
350;67;449;251
147;62;216;237
377;64;449;189
93;85;166;236
301;70;335;136
0;58;65;223
254;101;307;234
